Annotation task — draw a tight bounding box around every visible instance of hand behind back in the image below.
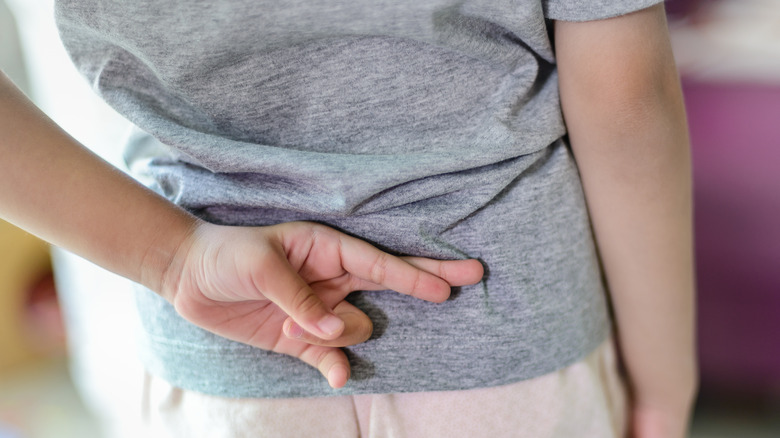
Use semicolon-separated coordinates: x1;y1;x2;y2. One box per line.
160;221;484;388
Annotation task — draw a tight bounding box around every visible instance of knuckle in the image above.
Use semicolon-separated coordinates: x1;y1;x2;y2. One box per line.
437;261;448;280
313;348;333;369
290;285;321;316
369;253;390;285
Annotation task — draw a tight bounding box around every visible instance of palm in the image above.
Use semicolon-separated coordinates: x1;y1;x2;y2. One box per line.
177;265;359;360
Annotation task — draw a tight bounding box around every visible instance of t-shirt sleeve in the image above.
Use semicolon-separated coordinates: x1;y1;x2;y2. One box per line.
543;0;665;22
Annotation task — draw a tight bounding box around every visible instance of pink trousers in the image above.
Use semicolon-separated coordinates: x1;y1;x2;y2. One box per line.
138;336;628;438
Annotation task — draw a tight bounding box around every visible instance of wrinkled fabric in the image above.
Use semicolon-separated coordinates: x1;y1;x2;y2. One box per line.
55;0;661;397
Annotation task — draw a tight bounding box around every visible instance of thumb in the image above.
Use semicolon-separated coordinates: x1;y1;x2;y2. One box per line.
256;245;345;340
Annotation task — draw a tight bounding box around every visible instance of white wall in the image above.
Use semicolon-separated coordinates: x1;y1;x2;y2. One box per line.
2;2;144;437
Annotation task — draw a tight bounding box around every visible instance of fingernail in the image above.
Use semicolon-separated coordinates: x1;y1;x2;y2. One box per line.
317;314;344;336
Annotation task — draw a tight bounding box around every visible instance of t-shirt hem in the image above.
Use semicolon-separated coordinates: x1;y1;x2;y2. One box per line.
544;0;665;22
137;327;612;399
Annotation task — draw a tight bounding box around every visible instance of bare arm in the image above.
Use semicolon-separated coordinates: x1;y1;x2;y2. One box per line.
0;72;483;387
555;5;697;437
0;71;194;296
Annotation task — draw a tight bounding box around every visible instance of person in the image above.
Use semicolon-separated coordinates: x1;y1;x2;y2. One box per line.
0;1;697;437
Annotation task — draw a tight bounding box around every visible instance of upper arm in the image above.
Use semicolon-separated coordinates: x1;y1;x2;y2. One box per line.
554;3;682;136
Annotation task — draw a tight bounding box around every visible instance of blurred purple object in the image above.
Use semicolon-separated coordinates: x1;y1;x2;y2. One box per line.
666;0;701;18
684;79;780;397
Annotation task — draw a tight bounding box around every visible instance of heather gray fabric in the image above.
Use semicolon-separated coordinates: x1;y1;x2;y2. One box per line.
55;0;663;398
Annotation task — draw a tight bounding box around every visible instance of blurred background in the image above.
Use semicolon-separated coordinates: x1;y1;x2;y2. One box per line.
1;0;778;437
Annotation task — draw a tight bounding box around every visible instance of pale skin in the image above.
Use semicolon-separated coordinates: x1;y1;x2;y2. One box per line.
556;4;698;438
0;3;695;436
0;70;484;389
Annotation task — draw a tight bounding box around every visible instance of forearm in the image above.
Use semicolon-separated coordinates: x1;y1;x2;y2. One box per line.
570;102;697;407
0;71;196;297
556;5;697;413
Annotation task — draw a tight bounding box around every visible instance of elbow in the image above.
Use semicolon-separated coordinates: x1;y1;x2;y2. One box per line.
579;59;684;136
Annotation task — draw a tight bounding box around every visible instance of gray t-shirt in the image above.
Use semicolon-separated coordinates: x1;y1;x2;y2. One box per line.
55;0;662;398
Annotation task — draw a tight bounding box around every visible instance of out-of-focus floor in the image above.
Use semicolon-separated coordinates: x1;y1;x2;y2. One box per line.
692;399;780;438
0;360;102;438
1;358;779;438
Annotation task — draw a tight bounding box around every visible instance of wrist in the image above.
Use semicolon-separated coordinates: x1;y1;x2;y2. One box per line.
630;377;698;432
139;210;202;302
631;405;693;438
